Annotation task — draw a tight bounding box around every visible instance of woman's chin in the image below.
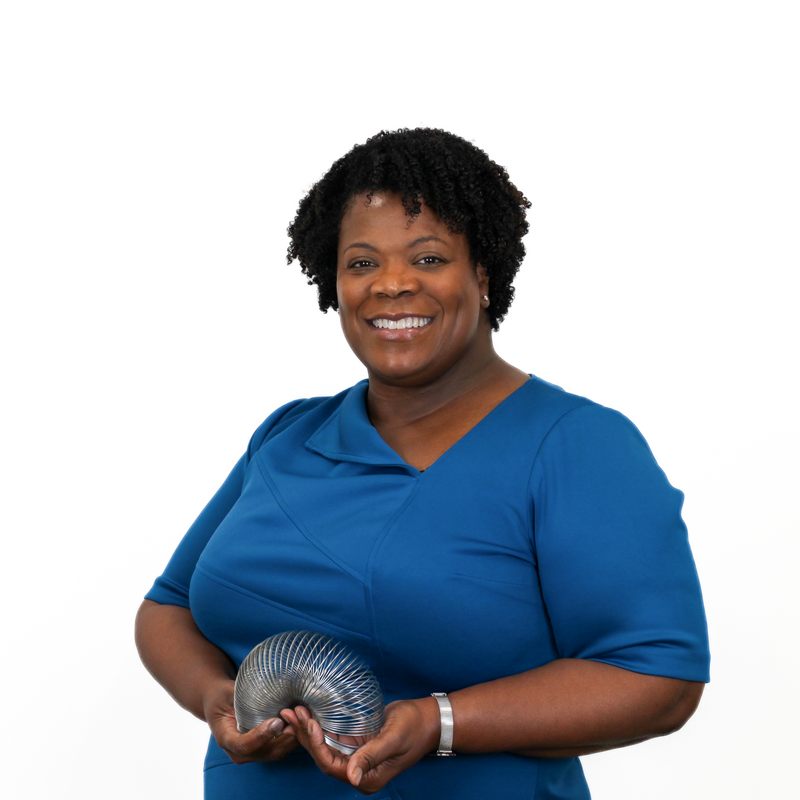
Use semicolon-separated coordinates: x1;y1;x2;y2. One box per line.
365;361;437;386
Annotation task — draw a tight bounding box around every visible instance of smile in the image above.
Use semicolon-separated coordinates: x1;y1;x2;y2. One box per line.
369;316;433;330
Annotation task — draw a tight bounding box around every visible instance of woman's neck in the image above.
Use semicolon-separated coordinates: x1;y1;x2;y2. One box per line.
365;351;525;431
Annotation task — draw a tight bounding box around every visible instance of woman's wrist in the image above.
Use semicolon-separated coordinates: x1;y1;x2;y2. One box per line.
200;675;236;723
414;695;444;755
429;693;456;755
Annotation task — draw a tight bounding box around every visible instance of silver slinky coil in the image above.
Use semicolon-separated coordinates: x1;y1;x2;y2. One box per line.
234;630;385;744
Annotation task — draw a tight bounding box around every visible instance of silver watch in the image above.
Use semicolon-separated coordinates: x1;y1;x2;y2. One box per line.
430;692;456;756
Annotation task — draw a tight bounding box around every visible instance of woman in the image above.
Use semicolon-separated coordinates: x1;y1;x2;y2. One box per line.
136;127;710;798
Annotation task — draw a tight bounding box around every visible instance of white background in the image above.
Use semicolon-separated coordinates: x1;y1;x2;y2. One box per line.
1;1;798;797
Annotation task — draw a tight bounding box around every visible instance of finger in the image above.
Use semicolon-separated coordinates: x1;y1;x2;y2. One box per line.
255;726;299;763
220;717;286;759
280;708;299;729
293;707;326;756
292;708;326;750
293;713;353;781
305;715;326;748
212;711;253;749
284;707;342;765
280;708;308;746
347;729;405;788
241;718;283;747
306;718;351;774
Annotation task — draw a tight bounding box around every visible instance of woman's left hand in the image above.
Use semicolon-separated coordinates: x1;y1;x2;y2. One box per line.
281;697;440;794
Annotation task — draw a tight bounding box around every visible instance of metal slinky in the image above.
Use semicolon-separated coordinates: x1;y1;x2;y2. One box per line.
234;630;386;743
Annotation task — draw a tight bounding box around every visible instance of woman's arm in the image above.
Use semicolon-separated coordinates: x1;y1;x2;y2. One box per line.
135;600;235;719
447;657;703;758
135;599;298;763
283;658;703;792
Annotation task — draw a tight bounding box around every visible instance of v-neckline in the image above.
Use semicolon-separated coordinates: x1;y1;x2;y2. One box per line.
366;374;534;476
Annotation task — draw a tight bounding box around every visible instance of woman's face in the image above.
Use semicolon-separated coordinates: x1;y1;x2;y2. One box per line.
336;191;490;387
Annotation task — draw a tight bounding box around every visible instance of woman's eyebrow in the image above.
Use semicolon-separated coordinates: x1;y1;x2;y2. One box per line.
343;235;448;253
406;235;447;248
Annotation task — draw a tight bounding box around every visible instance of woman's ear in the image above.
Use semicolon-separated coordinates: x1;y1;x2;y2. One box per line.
476;264;489;297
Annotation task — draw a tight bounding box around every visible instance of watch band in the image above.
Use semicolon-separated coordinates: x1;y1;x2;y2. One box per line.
430;692;456;756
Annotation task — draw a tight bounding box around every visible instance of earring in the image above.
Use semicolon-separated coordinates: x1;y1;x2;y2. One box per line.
482;294;489;306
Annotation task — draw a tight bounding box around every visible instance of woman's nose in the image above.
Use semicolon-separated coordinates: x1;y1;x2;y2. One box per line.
370;260;420;298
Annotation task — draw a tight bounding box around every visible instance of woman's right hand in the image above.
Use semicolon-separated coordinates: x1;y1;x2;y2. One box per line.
135;602;298;762
203;679;298;764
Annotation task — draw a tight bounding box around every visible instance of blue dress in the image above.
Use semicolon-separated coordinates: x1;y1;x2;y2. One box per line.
145;374;710;799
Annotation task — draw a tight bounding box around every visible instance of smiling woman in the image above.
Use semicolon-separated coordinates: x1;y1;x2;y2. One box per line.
136;127;710;799
336;191;491;389
332;187;532;471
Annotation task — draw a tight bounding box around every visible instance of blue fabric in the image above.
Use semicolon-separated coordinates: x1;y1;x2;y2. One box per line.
145;375;710;799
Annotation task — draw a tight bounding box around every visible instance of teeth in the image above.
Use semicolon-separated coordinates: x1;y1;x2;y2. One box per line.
371;317;432;330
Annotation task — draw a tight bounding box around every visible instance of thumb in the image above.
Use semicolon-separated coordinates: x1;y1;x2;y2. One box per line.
346;730;403;787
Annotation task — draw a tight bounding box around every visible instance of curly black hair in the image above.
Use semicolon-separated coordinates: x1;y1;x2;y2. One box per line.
286;127;531;331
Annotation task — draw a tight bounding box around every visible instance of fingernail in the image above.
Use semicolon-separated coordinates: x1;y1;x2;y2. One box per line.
268;719;284;735
351;767;363;786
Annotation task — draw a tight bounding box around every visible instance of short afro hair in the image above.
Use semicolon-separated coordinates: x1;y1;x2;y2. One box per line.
286;127;531;331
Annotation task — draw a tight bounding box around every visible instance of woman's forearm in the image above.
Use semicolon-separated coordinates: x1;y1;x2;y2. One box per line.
282;658;705;793
444;658;704;758
134;599;235;721
135;603;704;761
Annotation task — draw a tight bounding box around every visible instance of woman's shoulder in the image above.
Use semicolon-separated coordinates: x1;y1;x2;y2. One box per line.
518;375;667;491
516;373;596;425
517;374;650;452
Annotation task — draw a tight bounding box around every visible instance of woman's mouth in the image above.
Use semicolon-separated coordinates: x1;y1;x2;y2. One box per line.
367;316;434;339
369;316;432;330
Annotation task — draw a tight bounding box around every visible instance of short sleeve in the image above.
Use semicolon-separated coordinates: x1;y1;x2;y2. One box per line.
530;403;710;682
144;398;306;608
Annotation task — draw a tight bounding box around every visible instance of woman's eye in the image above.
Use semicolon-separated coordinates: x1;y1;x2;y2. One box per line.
417;256;444;266
348;259;375;269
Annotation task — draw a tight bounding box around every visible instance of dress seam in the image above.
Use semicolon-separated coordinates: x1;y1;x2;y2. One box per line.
148;573;189;600
193;563;373;643
363;477;425;673
524;401;595;661
525;401;596;544
252;451;367;586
